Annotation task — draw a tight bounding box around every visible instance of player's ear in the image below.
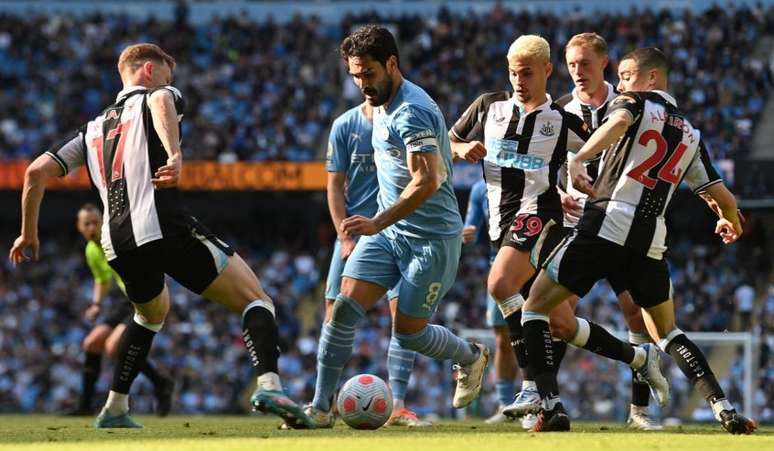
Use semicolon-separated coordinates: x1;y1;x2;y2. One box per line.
142;61;154;80
545;62;553;78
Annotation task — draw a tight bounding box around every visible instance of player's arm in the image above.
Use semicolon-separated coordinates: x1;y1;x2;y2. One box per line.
449;95;487;162
684;140;742;243
462;183;485;244
374;150;443;231
10;129;86;265
327;171;357;258
342;107;445;236
84;246;114;320
571;94;642;195
149;88;183;189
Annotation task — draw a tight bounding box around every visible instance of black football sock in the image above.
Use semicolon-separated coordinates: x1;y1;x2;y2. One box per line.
506;309;535;380
111;320;158;394
140;361;165;387
80;352;102;410
522;315;559;401
663;333;725;404
242;301;280;376
576;318;636;365
552;339;568;376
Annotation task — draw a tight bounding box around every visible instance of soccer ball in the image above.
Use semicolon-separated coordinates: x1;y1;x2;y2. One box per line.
336;374;393;429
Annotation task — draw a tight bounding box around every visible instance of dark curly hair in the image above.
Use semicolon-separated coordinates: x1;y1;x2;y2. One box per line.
340;25;400;67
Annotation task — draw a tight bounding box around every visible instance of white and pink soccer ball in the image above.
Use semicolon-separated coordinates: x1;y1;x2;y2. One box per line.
337;374;393;429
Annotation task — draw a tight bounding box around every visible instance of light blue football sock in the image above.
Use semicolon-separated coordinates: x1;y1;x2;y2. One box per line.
394;324;478;366
387;334;416;402
312;295;364;412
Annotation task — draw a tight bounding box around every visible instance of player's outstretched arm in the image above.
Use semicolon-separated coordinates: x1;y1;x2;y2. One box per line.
327;171;356;258
149;89;182;189
342;151;443;236
9;154;62;265
702;183;743;244
449;132;486;163
570;110;632;196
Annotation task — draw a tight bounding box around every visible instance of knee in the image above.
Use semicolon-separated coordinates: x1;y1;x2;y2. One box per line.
488;274;520;303
494;328;511;352
82;334;104;354
329;295;365;327
548;315;576;341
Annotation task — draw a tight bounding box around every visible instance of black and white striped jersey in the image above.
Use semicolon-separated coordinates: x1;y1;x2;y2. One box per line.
45;85;191;260
578;90;722;259
556;82;618;227
451;92;590;241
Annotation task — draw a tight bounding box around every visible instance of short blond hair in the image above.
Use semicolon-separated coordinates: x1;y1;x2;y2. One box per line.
507;35;550;65
117;43;176;75
565;32;608;56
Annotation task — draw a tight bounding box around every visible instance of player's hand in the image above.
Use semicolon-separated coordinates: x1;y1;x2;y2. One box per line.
462;225;478;244
341;215;380;236
560;191;584;221
152;153;182;189
715;218;742;244
339;236;357;260
456;141;487;163
569;159;595;197
84;303;101;321
9;235;39;266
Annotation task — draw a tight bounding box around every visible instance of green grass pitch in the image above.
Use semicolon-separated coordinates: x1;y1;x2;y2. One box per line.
0;415;771;451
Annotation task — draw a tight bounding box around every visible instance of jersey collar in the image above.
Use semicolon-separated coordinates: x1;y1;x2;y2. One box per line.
115;85;148;102
653;90;678;106
572;81;617;107
513;93;553;115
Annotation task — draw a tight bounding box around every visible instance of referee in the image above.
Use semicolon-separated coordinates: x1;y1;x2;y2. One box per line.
9;43;314;429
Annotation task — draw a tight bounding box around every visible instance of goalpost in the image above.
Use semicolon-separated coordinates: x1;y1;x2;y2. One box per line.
459;329;759;418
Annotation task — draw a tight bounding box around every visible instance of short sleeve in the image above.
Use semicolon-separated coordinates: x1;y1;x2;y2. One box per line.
464;181;487;228
394;105;440;153
603;93;644;126
45;125;87;176
564;112;591;153
450;94;487;142
85;243;113;284
326;120;350;172
684;140;722;193
149;85;185;114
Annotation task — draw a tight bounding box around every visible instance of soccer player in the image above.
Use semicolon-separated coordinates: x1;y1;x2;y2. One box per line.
72;204;173;416
9;43;313;429
323;100;429;427
519;47;758;434
450;35;668;430
308;25;489;428
556;32;659;430
462;179;518;425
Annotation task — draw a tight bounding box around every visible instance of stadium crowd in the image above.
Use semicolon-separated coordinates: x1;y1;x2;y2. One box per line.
0;1;772;424
0;4;772;164
1;230;770;422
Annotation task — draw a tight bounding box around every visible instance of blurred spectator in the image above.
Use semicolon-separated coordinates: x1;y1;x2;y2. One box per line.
0;4;771;166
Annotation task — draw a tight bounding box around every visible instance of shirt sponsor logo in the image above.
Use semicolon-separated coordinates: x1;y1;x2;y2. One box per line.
484;137;546;170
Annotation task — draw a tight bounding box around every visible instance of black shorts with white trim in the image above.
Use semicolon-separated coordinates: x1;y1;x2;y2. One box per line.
543;230;671;308
108;218;235;303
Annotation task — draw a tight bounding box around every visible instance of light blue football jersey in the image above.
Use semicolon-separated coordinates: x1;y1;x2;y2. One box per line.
371;80;463;239
326;105;379;218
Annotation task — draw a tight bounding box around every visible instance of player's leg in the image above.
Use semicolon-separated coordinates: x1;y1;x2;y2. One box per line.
484;293;517;424
323;238;346;323
613;277;661;430
73;325;111;415
159;221;312;428
386;288;431;427
391;234;488;409
96;244;167;428
632;260;757;435
311;233;397;423
105;322;174;417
